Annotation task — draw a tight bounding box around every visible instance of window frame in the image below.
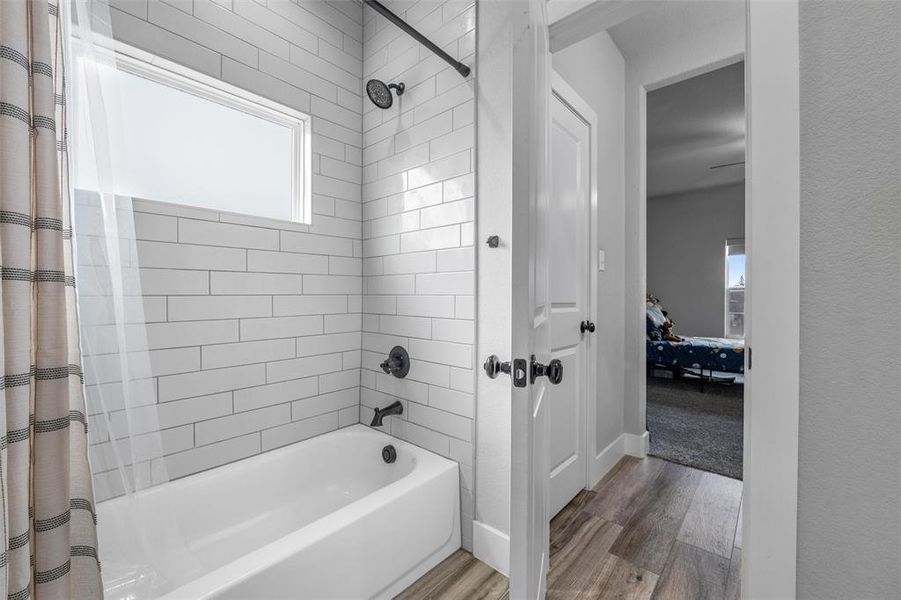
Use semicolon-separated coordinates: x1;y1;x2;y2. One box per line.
86;40;313;224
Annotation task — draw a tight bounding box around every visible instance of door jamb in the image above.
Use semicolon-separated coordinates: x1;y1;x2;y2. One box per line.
632;2;800;597
742;2;800;596
513;1;800;595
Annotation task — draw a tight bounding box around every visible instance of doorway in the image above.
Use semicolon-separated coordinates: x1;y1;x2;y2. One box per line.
543;53;746;600
508;1;802;598
645;62;746;481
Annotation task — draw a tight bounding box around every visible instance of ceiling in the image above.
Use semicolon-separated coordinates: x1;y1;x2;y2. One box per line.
644;61;745;197
606;0;744;63
605;0;746;198
546;0;597;25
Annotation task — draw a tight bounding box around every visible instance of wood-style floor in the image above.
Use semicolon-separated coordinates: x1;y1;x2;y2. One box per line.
396;456;743;600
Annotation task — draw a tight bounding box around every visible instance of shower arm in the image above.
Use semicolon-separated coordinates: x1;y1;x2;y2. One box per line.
363;0;471;79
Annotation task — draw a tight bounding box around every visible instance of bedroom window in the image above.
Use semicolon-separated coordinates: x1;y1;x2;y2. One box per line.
72;42;312;224
725;239;745;338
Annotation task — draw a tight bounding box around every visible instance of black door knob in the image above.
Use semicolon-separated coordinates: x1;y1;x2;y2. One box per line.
530;355;563;385
580;320;596;334
546;359;563;385
483;355;511;379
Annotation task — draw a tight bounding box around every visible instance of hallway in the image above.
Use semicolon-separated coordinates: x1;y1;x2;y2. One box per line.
398;456;743;599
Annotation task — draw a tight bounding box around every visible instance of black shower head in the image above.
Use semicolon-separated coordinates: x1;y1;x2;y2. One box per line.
366;79;405;109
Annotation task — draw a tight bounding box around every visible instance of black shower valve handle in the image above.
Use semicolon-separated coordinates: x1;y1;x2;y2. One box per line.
380;346;410;379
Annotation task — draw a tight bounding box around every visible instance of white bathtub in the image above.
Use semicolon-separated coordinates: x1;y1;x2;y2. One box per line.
97;424;460;599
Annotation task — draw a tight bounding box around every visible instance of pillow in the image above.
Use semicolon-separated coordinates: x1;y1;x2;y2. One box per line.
646;302;667;340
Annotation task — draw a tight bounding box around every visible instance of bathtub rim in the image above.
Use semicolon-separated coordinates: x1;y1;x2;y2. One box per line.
97;423;419;514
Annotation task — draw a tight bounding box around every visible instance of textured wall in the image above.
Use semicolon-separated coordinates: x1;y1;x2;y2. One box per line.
797;1;901;597
647;183;744;337
360;0;475;550
85;0;365;500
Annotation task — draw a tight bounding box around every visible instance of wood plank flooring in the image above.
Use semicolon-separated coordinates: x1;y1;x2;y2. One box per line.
396;456;743;600
395;549;509;600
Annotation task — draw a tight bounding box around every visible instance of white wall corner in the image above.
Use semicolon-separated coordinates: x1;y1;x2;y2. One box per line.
624;431;650;458
589;433;626;489
472;521;510;577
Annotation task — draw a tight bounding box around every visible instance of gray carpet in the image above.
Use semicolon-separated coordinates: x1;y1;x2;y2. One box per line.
646;377;743;480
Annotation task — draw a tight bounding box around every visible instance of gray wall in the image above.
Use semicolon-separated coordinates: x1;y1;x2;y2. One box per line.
647;183;744;337
797;1;901;597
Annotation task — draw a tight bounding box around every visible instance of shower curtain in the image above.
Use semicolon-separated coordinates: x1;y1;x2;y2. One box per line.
0;0;103;597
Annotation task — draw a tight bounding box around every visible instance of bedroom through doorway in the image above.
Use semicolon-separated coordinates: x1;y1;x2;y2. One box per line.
645;61;746;481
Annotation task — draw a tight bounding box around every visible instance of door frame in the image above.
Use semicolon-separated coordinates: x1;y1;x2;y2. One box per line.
517;1;801;596
508;1;551;597
637;4;800;597
549;71;601;494
741;2;800;596
636;9;800;600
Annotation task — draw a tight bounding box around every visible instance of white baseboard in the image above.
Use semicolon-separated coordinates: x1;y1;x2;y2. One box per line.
474;431;648;580
588;434;626;488
624;430;650;457
472;520;510;577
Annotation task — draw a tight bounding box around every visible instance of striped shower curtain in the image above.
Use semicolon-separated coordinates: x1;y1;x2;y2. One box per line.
0;1;102;598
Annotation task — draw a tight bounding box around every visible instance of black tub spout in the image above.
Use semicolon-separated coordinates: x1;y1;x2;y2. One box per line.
370;401;403;427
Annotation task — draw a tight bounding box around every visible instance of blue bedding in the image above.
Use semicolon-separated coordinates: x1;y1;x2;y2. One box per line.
646;337;745;374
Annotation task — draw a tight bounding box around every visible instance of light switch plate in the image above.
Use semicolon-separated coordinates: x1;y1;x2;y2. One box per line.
598;249;606;271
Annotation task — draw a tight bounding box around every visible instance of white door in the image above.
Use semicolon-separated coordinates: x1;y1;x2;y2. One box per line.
547;80;592;518
510;1;554;598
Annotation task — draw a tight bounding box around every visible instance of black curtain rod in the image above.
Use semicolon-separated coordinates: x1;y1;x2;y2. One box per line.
363;0;471;79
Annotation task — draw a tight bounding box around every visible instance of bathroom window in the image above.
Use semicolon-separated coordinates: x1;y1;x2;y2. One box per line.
73;43;312;223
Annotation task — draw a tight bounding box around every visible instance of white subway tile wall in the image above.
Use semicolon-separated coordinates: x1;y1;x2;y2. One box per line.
83;0;475;553
86;0;364;499
361;0;476;550
83;197;363;501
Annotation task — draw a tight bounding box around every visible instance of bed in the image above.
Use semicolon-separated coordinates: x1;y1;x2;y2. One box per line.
646;336;745;374
646;299;745;379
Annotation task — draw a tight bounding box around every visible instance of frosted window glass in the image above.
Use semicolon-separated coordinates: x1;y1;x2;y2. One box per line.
74;55;307;223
